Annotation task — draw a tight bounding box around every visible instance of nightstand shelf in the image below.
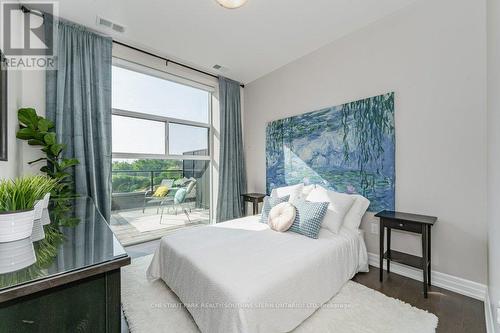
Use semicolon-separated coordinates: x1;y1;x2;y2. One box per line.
383;250;430;270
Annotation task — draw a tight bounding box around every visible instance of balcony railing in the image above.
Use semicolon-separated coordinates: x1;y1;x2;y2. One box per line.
112;169;184;194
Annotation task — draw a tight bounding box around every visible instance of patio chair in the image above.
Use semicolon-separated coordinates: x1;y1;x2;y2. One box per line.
142;179;175;213
159;179;197;223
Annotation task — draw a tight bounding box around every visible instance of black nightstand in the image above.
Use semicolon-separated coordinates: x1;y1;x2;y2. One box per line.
375;210;437;298
241;193;266;215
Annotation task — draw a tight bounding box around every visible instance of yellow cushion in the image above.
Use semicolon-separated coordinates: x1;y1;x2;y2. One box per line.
153;186;169;197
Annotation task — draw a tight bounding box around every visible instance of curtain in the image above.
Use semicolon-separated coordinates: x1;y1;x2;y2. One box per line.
217;77;247;222
45;16;113;220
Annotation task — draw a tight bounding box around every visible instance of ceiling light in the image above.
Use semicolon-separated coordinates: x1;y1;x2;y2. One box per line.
216;0;248;9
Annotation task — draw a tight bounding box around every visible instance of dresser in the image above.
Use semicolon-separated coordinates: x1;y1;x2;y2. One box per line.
0;197;130;332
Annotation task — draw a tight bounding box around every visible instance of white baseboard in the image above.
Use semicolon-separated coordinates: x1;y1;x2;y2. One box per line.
485;290;496;333
367;252;487;301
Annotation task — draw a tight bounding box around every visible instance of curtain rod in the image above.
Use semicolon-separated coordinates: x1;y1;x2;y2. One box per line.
19;5;244;88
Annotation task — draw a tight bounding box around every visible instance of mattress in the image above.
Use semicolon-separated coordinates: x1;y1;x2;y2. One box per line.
147;215;368;333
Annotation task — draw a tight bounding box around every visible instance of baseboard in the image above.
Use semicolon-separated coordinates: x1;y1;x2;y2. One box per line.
367;252;487;301
485;290;496;333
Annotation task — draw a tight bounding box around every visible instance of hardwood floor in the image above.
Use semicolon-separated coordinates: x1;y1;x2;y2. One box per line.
122;240;486;333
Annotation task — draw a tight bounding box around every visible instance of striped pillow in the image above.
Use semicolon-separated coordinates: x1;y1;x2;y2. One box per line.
260;195;290;223
289;200;329;239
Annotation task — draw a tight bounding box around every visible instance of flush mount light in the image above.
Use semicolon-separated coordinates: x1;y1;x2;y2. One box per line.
216;0;248;9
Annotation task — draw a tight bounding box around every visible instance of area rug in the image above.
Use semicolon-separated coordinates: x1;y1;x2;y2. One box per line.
122;255;438;333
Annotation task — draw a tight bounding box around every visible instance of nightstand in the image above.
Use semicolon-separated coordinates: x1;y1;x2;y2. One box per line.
375;210;437;298
240;193;266;215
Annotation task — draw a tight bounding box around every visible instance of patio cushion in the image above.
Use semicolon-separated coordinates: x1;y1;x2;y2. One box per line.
153;186;169;197
174;188;187;204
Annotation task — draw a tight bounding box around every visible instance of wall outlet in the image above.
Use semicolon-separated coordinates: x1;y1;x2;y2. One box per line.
371;222;379;235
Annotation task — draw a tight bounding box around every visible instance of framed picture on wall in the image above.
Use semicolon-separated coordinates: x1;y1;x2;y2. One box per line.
0;52;6;161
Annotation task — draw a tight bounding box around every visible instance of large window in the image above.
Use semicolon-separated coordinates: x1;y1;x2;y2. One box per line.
110;61;212;244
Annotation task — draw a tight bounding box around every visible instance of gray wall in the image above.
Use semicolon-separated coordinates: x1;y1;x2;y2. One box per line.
488;0;500;330
243;0;487;284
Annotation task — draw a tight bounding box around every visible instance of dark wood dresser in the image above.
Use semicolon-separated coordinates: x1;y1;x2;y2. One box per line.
0;196;130;332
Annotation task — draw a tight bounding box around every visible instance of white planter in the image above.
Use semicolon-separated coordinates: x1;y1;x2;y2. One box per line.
31;217;45;242
41;208;51;226
0;209;35;243
33;200;44;220
0;237;36;274
41;192;51;225
42;192;50;209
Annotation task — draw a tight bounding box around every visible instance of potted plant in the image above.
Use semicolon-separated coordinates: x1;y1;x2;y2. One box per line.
0;176;58;243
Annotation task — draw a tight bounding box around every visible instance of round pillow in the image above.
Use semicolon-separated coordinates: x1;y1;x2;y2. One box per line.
268;202;296;232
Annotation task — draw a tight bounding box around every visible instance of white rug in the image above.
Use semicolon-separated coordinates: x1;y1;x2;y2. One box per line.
122;255;438;333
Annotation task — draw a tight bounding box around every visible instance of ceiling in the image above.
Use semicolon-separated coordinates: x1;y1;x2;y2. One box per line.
52;0;417;84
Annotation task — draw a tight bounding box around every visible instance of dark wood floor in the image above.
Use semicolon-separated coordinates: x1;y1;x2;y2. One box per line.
122;240;486;333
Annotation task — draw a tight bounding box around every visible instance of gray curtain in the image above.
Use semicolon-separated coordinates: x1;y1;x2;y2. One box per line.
217;77;247;222
45;16;113;220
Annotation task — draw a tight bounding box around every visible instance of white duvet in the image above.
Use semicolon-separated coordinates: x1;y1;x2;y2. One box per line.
147;215;368;333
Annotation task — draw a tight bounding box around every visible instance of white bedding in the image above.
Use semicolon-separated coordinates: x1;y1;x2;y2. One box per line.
147;215;368;333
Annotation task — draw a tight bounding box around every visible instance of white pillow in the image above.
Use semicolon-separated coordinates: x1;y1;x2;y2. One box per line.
268;202;296;232
302;184;315;197
343;195;370;230
270;183;304;202
306;187;355;234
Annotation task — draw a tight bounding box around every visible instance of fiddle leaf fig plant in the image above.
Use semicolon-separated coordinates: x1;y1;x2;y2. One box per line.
16;108;79;199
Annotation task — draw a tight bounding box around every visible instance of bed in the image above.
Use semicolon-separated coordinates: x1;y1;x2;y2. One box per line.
147;215;368;333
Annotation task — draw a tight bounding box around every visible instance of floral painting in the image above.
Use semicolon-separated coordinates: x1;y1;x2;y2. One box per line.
266;92;395;211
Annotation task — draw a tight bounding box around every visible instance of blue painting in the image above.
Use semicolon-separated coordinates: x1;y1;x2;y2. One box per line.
266;92;395;212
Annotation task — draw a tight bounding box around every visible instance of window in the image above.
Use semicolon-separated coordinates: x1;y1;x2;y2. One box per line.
112;66;210;124
110;61;212;244
168;123;209;156
112;115;165;155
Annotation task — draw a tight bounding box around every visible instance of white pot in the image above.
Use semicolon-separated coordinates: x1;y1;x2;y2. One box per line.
33;200;44;220
42;192;50;209
0;237;36;274
31;217;45;242
41;208;51;226
0;209;35;243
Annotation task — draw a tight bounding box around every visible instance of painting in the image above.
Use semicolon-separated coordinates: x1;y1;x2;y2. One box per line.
266;92;395;212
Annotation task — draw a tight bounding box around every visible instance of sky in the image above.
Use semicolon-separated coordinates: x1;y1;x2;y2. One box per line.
112;66;209;156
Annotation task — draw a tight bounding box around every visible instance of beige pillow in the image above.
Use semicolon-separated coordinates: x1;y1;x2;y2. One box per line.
268;202;296;232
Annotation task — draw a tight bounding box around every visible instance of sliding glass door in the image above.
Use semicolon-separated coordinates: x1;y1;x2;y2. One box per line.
110;63;212;246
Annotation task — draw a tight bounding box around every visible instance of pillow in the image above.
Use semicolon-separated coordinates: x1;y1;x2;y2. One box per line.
270;183;304;202
260;195;290;223
288;200;329;239
306;187;355;234
174;188;187;204
268;202;296;232
153;186;169;197
343;195;370;230
302;184;315;197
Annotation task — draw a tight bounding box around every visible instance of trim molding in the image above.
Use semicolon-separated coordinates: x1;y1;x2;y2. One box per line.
368;252;487;301
485;290;495;333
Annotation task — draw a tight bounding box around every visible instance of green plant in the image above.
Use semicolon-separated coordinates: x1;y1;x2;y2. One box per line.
0;175;58;212
16;108;79;198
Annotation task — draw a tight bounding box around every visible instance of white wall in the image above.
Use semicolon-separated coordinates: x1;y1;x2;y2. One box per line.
487;0;500;330
244;0;487;284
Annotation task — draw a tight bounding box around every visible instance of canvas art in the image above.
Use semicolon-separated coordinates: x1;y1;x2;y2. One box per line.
266;92;395;211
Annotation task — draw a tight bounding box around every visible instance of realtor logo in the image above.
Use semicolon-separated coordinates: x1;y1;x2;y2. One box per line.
0;2;58;70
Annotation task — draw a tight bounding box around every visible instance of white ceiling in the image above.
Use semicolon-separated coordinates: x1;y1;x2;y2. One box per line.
52;0;417;84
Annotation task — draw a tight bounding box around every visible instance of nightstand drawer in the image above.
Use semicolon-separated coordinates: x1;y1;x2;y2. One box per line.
383;219;422;233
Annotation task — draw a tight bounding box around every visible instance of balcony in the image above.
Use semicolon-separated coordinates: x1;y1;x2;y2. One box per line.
110;161;210;246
